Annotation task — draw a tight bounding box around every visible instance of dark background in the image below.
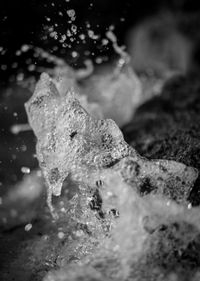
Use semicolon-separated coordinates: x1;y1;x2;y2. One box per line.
1;0;200;192
1;0;200;84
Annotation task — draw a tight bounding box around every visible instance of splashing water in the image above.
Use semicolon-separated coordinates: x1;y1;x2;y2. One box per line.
106;26;130;73
25;72;198;221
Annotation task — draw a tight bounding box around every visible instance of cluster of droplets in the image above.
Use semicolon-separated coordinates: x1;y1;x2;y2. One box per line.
45;8;77;48
0;0;132;225
0;0;129;87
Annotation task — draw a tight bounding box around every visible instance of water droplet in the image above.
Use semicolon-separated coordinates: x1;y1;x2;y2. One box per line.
21;167;31;174
58;232;65;239
25;223;32;231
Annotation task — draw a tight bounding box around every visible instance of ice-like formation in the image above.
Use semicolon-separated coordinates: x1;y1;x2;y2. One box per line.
25;72;198;217
25;73;131;213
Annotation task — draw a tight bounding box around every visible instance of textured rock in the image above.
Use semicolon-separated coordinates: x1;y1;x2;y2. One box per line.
92;174;200;281
123;74;200;205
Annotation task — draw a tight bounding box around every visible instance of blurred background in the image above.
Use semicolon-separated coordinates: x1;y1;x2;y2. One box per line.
1;0;200;83
1;0;200;193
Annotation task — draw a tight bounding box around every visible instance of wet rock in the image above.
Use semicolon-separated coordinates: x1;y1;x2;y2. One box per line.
22;72;200;281
25;73;199;217
123;74;200;205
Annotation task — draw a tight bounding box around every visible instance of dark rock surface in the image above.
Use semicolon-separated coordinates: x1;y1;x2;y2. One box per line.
123;73;200;206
